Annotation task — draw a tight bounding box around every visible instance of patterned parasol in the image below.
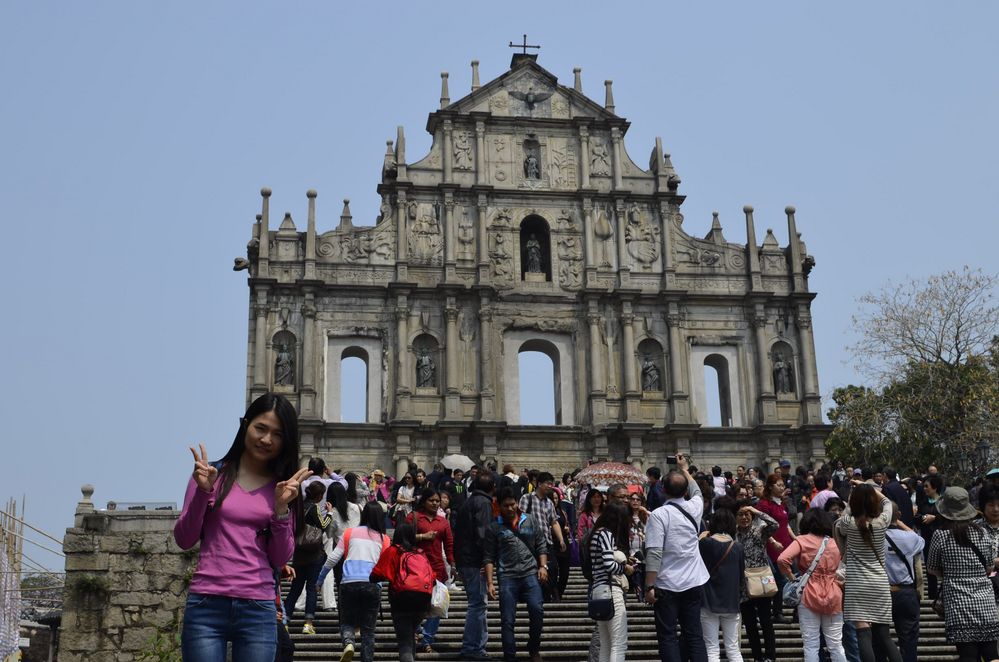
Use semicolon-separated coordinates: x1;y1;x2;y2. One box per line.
574;461;647;487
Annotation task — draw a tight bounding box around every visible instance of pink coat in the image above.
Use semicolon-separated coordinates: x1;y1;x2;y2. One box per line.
777;533;843;615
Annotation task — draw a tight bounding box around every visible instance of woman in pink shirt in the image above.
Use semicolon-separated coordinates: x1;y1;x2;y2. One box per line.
174;393;311;662
777;509;846;662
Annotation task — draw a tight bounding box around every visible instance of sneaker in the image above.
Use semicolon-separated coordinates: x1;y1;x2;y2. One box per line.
340;643;355;662
302;622;316;635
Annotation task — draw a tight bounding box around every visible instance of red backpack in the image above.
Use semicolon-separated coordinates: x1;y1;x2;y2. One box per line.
391;549;435;595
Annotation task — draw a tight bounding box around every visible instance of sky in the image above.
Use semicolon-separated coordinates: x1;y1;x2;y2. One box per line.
2;2;997;572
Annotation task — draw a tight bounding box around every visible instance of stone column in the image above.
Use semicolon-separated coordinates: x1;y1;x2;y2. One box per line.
445;302;460;417
752;310;777;424
660;201;677;290
588;313;604;393
300;297;317;416
444;194;456;280
665;309;691;423
622;304;640;420
477;196;489;282
797;309;822;423
583;197;595;270
615;199;629;286
258;188;271;278
610;127;623;190
252;290;269;392
395;303;411;420
396;190;408;280
475;121;486;185
579;125;591;188
304;190;317;280
442;120;453;184
478;302;495;419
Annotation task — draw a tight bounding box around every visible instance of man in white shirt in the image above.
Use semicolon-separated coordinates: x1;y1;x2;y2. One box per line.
644;454;709;662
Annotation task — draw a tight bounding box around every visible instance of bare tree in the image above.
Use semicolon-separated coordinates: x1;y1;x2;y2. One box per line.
850;267;999;379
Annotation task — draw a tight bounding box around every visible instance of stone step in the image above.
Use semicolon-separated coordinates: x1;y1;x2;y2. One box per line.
283;569;958;660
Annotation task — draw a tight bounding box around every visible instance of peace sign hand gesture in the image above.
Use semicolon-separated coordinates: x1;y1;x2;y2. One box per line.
190;443;218;493
274;468;313;516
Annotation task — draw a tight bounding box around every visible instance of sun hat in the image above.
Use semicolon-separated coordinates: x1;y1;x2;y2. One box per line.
371;469;386;478
935;486;979;521
853;468;863;476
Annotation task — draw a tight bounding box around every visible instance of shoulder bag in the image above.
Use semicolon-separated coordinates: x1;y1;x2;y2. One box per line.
744;525;777;598
587;531;616;621
968;537;999;602
782;536;829;607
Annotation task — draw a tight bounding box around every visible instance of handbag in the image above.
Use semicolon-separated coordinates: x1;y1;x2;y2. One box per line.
782;536;830;607
428;580;451;618
745;565;778;598
588;583;615;621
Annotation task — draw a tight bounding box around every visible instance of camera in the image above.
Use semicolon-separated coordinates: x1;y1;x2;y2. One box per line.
666;455;678;465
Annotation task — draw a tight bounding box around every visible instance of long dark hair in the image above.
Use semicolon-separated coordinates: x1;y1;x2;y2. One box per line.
345;472;359;504
393;522;417;551
359;501;386;535
326;482;349;521
592;501;631;552
213;392;300;514
416;487;440;515
848;484;882;547
582;488;605;515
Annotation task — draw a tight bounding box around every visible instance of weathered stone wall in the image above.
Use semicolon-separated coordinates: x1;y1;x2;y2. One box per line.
60;487;192;662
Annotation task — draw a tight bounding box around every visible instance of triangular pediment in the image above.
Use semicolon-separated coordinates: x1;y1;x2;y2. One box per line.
445;60;618;122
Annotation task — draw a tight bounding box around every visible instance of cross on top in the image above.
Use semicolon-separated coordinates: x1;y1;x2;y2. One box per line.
509;34;540;55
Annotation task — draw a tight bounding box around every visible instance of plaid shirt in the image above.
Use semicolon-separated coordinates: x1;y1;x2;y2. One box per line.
519;492;555;545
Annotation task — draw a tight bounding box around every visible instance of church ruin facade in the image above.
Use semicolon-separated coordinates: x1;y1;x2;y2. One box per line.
238;53;832;477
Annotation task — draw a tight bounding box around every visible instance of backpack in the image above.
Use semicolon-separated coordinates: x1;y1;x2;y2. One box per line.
579;528;596;581
296;503;324;553
391;549;435;595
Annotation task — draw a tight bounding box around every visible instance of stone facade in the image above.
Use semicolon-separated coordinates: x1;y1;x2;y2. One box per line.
59;486;193;662
238;54;832;476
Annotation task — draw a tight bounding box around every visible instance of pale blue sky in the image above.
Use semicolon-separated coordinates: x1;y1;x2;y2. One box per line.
2;2;997;571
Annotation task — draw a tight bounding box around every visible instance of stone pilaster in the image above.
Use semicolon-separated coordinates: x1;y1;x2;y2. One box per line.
478;303;495;419
396;190;408;281
300;295;317;417
621;303;640;420
252;289;269;398
477;195;489;283
475;121;486;185
444;301;460;416
796;309;822;424
615;198;630;287
578;124;591;188
304;190;317;280
587;306;607;423
257;187;271;278
752;308;777;424
395;303;411;418
665;307;690;423
444;193;456;280
610;126;623;190
442;119;453;184
660;201;677;290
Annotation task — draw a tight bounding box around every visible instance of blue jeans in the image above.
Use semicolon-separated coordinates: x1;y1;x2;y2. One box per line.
459;566;489;656
339;582;380;662
181;593;277;662
498;574;544;662
843;620;861;662
419;616;441;646
284;560;323;620
652;586;707;662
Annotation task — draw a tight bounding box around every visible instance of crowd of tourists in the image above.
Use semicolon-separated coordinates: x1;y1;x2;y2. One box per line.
173;392;999;662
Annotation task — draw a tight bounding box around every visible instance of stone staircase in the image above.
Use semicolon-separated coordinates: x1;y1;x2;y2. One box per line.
285;569;958;661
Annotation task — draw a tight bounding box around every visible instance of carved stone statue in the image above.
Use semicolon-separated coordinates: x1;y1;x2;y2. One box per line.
453;132;472;169
524;153;540;179
525;234;544;273
591;141;611;176
274;344;295;386
416;349;436;388
641;355;661;391
773;354;794;394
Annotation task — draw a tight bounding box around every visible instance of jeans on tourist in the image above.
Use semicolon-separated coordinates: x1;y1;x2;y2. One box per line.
890;586;920;662
499;574;544;662
740;597;776;660
842;620;861;662
420;616;441;646
770;559;788;619
283;560;323;620
700;609;743;662
798;605;846;662
459;566;489;656
653;586;708;662
855;624;902;662
181;593;277;662
338;582;380;662
596;585;628;662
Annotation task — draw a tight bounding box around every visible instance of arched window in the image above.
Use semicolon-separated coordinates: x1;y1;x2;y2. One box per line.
703;354;732;427
518;339;561;424
340;347;369;422
519;216;552;281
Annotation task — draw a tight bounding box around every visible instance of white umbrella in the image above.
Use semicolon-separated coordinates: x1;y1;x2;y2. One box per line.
440;454;475;472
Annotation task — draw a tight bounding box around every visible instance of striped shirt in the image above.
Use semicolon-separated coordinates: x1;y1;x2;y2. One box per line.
589;528;626;587
325;526;390;584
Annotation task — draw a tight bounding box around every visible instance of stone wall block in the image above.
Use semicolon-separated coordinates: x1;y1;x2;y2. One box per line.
98;536;131;553
65;553;109;572
121;626;159;651
109;553;148;573
63;532;98;554
109;591;163;607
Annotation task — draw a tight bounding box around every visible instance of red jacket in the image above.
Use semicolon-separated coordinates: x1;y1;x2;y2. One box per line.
406;510;454;582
